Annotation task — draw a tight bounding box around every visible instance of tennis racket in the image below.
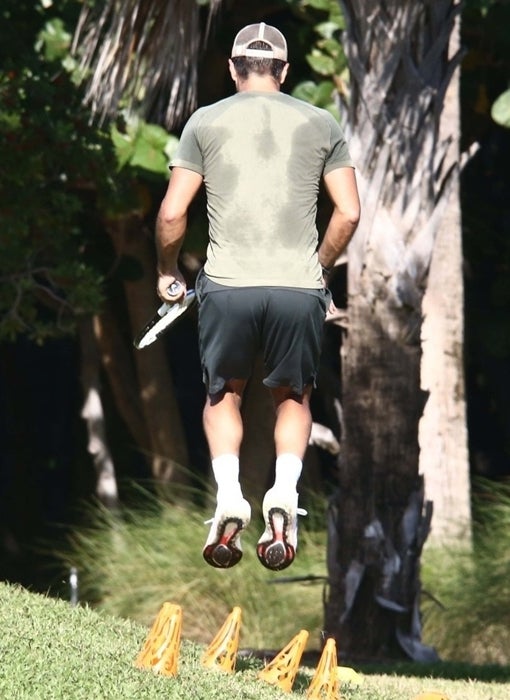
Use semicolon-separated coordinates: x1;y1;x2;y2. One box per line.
133;282;197;350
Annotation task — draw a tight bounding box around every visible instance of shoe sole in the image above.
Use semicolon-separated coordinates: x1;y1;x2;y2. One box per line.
203;517;247;569
256;507;295;571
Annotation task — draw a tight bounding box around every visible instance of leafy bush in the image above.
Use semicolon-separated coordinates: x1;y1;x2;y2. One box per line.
55;487;329;650
55;479;510;665
422;479;510;664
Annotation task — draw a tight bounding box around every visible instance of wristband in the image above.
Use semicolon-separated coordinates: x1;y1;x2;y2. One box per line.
321;266;331;277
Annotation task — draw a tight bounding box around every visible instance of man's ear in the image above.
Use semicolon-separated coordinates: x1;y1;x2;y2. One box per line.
228;59;237;82
280;63;290;85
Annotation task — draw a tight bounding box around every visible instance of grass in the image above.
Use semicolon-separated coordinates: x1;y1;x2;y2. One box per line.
421;479;510;665
25;479;510;698
1;581;510;699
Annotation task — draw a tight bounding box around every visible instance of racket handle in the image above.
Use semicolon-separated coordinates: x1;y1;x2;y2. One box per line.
157;280;183;316
168;281;183;296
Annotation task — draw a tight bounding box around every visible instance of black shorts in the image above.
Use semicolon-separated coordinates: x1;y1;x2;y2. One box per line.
195;270;330;396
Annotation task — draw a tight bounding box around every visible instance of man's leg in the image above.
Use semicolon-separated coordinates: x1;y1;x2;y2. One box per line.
257;385;312;571
202;379;251;569
203;379;247;459
272;385;313;460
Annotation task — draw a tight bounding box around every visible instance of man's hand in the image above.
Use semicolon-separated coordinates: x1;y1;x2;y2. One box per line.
157;272;186;303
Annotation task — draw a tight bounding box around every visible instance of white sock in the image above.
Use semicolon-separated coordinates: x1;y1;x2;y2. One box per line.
212;454;243;500
272;453;302;492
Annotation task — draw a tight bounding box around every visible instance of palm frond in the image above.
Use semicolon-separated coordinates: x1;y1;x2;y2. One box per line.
71;0;223;129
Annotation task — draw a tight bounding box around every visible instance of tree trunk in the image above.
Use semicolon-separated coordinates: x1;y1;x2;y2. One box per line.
326;300;434;661
93;304;152;454
419;14;471;543
325;0;467;661
78;318;119;508
104;216;190;484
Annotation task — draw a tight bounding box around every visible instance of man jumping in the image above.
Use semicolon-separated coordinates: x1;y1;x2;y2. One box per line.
155;22;360;570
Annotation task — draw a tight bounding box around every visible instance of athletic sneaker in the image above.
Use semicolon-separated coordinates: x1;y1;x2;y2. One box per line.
203;497;251;569
256;488;307;571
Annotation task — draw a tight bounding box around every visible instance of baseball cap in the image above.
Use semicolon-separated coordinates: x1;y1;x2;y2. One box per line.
231;22;288;62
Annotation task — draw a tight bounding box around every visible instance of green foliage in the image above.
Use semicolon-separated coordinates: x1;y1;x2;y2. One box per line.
111;114;179;175
0;0;180;342
0;68;113;339
491;88;510;128
287;0;347;119
292;79;338;112
422;479;510;665
0;1;120;341
36;17;72;62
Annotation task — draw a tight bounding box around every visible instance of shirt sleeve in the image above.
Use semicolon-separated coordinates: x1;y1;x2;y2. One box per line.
170;110;204;175
323;112;354;174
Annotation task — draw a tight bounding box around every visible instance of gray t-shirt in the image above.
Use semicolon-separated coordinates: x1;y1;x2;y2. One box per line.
171;91;353;288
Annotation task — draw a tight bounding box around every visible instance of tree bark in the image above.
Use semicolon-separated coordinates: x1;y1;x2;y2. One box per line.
78;318;119;508
326;301;434;661
105;215;190;484
419;13;471;543
325;0;467;661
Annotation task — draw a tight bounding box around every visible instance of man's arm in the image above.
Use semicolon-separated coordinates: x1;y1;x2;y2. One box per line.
156;166;203;302
318;167;361;274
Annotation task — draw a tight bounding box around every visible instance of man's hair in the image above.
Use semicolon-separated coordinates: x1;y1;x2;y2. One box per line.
231;41;286;81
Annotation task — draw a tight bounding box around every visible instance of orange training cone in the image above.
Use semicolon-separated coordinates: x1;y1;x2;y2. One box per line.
134;602;182;677
201;606;242;674
306;637;340;699
258;629;309;693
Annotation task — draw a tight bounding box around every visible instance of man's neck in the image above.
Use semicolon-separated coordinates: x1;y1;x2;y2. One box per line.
236;75;280;93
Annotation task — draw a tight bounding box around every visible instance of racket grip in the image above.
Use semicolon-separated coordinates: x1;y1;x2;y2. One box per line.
168;281;183;296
